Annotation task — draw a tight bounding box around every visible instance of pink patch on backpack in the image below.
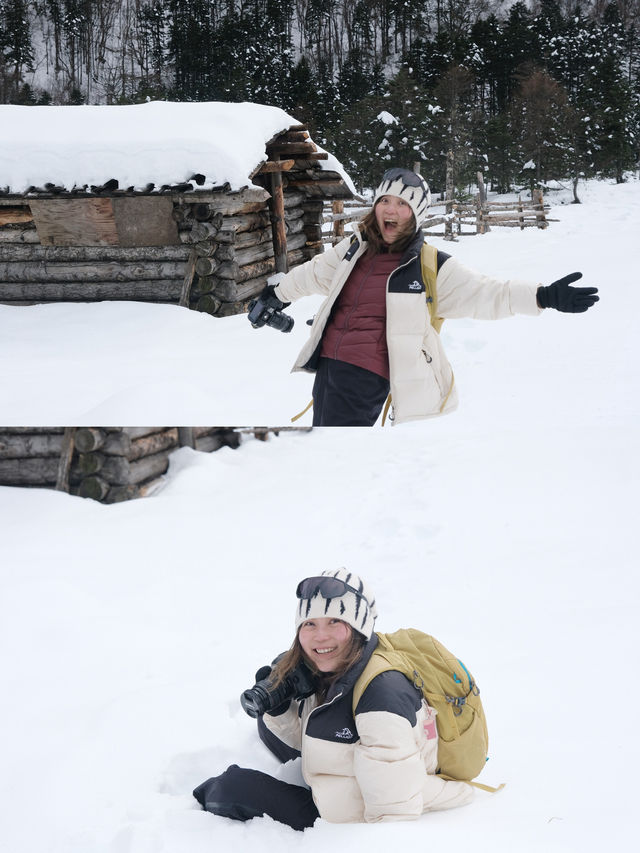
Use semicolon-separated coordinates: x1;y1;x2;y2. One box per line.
423;706;437;740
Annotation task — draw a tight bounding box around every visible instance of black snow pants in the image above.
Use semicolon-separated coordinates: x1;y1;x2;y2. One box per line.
311;357;390;427
193;764;319;832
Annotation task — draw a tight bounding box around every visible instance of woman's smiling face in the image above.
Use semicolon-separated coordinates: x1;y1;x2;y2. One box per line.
298;617;353;672
374;194;415;243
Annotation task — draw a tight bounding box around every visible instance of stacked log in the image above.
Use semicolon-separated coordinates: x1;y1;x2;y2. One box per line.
180;187;316;316
0;426;241;503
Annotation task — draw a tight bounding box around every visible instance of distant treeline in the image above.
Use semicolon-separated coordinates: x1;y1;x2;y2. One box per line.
1;0;639;192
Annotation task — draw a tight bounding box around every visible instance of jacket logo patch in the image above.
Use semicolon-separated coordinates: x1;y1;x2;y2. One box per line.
334;727;353;739
409;280;422;291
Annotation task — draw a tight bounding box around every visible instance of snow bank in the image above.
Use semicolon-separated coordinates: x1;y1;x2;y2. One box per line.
1;421;637;852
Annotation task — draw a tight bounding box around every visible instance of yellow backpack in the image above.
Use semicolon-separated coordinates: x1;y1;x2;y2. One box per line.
420;242;444;333
352;629;501;792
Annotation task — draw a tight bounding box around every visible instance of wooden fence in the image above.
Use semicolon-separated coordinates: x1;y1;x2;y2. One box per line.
325;188;553;244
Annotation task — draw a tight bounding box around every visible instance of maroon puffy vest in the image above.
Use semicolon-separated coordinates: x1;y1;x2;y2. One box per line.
320;251;402;379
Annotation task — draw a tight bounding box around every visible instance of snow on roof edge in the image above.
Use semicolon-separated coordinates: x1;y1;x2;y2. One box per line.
0;101;356;197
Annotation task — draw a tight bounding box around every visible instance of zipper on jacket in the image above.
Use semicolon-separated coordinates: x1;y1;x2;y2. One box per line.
301;689;346;783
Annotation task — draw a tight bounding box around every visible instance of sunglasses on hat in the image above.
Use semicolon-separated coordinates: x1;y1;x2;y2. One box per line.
381;167;425;187
296;576;369;604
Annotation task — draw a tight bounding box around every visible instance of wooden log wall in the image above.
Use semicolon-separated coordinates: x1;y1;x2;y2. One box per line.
180;188;319;316
0;426;242;503
0;187;325;316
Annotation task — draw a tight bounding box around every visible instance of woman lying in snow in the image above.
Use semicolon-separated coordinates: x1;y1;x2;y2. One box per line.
193;569;475;831
248;167;599;426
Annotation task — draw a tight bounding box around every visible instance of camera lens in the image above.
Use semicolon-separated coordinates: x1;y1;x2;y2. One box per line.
268;311;295;333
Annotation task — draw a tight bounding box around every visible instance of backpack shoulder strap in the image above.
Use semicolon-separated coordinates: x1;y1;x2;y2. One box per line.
421;243;444;333
352;633;409;712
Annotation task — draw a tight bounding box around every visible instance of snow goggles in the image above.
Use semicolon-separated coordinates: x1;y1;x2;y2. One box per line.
296;576;369;605
381;167;424;187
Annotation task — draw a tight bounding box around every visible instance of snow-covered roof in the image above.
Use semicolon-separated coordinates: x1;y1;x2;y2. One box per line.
0;100;356;195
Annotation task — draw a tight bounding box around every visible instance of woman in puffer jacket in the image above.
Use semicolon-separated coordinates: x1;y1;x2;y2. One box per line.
193;569;474;831
248;167;599;426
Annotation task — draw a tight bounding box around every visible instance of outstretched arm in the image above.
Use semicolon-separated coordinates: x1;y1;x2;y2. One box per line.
437;258;598;320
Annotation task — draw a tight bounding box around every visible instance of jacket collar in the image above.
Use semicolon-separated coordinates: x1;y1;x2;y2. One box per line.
324;632;379;703
351;224;424;266
400;228;424;265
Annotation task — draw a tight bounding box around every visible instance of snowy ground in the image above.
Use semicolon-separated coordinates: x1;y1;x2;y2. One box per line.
1;178;639;852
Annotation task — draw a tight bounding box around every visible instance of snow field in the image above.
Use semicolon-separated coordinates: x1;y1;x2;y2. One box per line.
1;177;639;851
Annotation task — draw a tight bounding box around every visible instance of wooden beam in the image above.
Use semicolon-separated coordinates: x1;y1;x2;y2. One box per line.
179;249;198;307
178;428;195;448
0;279;185;302
0;244;191;263
55;427;77;492
266;142;318;157
279;132;310;143
269;164;289;274
0;259;187;282
256;159;295;174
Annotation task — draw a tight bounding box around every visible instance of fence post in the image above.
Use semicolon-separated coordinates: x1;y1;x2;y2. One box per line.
532;188;547;229
476;171;490;234
444;151;455;241
332;200;344;245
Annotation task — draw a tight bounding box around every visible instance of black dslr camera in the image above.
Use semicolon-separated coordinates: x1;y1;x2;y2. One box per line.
247;286;294;334
240;662;316;718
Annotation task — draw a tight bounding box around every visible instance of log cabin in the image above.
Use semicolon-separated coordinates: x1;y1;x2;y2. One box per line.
0;101;356;316
0;426;289;503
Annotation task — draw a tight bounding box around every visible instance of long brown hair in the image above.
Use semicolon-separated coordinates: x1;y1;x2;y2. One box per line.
271;626;367;703
360;204;417;256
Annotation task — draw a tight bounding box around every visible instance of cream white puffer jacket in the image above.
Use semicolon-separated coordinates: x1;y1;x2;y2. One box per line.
258;636;474;823
274;227;542;424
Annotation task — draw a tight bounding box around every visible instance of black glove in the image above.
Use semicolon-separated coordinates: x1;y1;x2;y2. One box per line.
262;284;288;310
536;272;599;313
288;662;317;700
254;665;273;682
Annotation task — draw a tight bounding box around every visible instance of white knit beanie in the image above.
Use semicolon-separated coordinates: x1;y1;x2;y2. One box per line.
373;167;431;226
295;568;378;640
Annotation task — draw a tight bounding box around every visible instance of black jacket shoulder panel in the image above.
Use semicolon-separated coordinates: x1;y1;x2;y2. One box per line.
436;250;451;271
354;670;422;724
387;255;424;294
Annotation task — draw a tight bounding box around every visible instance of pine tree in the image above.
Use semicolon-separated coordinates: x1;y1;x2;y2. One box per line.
578;3;636;181
0;0;34;102
510;69;576;189
136;1;171;98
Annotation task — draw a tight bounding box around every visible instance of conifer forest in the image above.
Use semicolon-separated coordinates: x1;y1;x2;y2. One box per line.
1;1;639;193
